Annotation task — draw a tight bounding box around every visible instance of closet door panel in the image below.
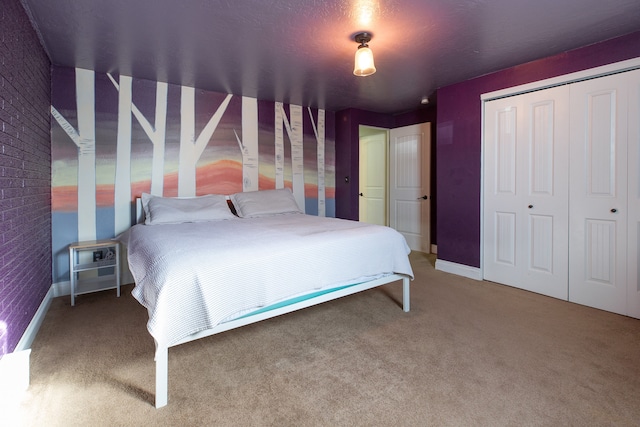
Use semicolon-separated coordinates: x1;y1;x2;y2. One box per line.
529;214;554;273
484;85;569;299
484;100;521;285
584;219;616;283
569;73;628;315
496;108;518;195
530;100;556;196
494;212;516;266
521;88;570;299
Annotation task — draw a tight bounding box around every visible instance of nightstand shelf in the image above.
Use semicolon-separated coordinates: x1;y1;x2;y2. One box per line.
69;239;120;306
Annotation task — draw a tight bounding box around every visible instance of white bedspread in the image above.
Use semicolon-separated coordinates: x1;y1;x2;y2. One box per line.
118;213;413;349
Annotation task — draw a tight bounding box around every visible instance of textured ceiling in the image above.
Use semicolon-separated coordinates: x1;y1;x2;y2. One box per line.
20;0;640;114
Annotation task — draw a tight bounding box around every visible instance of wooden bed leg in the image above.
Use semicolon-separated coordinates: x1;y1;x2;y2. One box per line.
402;277;410;312
155;346;168;408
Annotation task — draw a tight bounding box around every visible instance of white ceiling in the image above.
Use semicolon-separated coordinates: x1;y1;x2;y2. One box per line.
21;0;640;114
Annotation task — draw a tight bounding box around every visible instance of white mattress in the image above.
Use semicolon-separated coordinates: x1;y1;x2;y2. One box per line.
118;213;414;349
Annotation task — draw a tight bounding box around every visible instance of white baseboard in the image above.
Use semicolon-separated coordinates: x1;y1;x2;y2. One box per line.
53;280;71;297
16;286;54;351
435;259;483;281
430;244;437;254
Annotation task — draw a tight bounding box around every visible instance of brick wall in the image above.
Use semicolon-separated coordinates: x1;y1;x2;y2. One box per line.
0;0;52;356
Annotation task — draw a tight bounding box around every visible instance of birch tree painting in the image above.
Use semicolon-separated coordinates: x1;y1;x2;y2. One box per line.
147;83;169;196
107;74;168;234
51;67;97;242
233;96;259;192
50;65;336;283
274;102;286;189
179;87;232;197
308;107;326;217
112;75;133;235
276;103;305;212
108;73;169;197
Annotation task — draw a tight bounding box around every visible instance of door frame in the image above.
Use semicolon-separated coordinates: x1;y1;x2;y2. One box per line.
358;123;431;251
358;125;390;225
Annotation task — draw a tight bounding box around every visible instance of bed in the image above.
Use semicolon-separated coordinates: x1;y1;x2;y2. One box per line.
117;189;414;408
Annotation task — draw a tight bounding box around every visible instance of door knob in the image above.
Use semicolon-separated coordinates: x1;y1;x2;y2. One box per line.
528;205;533;209
417;195;428;200
359;193;364;197
611;208;617;213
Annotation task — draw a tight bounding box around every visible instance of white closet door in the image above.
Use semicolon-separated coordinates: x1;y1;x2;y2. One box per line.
484;85;570;299
627;69;640;318
569;72;629;315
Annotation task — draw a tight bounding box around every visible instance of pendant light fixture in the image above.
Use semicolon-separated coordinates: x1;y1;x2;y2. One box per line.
353;32;376;77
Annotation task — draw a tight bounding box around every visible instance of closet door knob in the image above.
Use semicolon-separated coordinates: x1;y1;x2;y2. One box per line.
611;208;617;213
528;205;533;209
359;193;364;197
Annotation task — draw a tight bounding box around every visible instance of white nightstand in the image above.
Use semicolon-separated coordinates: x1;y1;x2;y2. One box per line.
68;239;120;306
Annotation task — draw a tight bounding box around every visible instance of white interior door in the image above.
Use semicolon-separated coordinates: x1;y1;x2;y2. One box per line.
569;72;629;315
359;127;387;226
627;69;640;319
389;122;431;252
483;85;570;299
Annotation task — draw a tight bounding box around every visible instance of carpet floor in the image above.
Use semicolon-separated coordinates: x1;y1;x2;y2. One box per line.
11;252;640;426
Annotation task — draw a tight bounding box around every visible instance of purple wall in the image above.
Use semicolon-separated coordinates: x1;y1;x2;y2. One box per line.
436;31;640;268
0;0;52;356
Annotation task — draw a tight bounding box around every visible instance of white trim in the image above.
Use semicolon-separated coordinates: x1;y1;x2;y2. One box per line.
481;57;640;101
435;259;482;281
479;97;486;279
52;280;70;297
15;287;53;351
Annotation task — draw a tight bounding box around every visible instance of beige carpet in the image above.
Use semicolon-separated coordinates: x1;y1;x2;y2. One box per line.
12;252;640;426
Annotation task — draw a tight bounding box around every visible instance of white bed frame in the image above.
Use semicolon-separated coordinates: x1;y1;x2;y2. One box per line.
133;199;411;408
153;275;409;407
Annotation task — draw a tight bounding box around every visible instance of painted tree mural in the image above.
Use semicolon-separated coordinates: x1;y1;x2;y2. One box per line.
308;107;326;217
179;87;232;197
51;68;97;242
108;74;168;197
108;74;169;235
50;66;335;284
234;97;259;192
112;75;133;236
276;103;305;212
274;102;286;189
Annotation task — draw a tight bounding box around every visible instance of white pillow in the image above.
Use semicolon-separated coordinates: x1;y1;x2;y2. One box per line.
231;188;301;218
141;193;236;225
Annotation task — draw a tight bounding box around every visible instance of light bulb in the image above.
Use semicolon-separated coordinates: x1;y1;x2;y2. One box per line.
354;46;376;76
